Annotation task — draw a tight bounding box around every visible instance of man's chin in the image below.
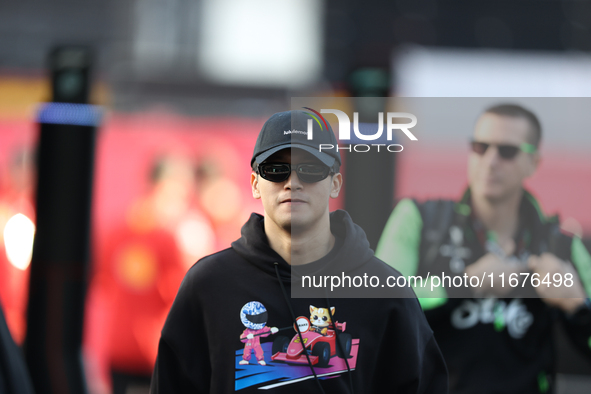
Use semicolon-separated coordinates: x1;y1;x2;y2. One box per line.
288;217;315;236
272;217;312;235
472;183;505;201
480;189;519;204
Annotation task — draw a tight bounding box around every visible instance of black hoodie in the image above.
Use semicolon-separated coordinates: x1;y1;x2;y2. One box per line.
150;210;448;393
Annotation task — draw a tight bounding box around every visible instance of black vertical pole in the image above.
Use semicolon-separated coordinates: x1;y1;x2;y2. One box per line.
25;46;98;394
344;68;395;250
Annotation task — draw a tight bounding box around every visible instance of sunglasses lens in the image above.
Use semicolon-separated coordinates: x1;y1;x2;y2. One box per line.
471;142;489;155
258;163;331;183
297;164;330;183
259;164;290;182
497;145;520;159
471;141;521;160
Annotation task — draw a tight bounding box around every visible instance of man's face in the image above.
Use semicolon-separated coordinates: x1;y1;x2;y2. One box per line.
250;149;342;234
468;113;539;203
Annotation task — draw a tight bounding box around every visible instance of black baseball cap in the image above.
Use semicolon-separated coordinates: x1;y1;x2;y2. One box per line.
251;110;341;170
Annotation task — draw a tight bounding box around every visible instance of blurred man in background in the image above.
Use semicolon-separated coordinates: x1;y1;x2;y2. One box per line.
86;154;214;394
377;104;591;394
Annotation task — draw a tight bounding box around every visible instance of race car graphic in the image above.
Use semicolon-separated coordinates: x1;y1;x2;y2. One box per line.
235;305;359;391
271;316;351;368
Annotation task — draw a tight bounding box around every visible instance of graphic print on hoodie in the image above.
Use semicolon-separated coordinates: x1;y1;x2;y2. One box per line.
150;210;448;393
235;302;359;391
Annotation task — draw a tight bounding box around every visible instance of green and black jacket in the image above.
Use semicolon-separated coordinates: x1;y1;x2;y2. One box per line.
376;189;591;394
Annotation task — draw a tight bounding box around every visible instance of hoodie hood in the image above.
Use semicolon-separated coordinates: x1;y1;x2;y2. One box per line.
231;210;375;282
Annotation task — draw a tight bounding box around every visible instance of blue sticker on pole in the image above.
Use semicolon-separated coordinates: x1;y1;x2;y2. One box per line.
37;103;102;127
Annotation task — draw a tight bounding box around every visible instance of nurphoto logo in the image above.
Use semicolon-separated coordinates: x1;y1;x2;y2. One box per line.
304;107;418;153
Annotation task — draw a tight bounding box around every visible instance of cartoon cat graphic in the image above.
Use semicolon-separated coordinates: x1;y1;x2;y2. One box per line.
309;305;335;336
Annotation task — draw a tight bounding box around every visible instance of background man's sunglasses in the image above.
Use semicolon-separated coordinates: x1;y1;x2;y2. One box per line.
470;140;537;159
257;163;333;183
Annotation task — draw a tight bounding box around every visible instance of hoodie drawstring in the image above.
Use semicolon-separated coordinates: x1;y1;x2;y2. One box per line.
326;296;354;393
274;263;356;393
274;263;326;394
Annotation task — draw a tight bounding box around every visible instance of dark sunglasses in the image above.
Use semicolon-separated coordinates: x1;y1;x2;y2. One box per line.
470;140;537;160
257;163;333;183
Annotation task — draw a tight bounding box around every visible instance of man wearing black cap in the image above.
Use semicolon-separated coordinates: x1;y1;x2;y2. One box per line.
150;110;448;393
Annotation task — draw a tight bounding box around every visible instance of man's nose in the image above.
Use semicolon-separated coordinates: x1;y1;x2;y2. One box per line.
483;145;502;165
285;170;303;189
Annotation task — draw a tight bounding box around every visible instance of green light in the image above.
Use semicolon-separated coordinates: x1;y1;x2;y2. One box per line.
520;143;537;154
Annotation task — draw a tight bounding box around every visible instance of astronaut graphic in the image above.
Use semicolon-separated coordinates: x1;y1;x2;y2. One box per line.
239;301;278;365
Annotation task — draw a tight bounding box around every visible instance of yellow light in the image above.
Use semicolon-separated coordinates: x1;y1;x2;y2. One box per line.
4;213;35;271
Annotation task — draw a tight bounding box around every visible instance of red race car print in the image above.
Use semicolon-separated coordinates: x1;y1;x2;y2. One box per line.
271;316;352;368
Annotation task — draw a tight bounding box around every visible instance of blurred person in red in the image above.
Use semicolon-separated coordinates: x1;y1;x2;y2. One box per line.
195;151;253;248
86;154;215;394
0;148;36;345
129;155;216;267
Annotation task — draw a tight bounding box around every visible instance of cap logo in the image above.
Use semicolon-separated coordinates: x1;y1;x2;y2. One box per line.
283;129;307;136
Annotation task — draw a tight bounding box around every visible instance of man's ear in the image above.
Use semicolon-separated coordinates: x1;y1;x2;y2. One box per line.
251;172;261;199
330;173;343;199
525;152;540;178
